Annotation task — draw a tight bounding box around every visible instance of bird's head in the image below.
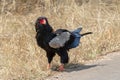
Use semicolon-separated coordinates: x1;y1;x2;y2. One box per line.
35;16;49;32
37;17;48;25
39;17;47;25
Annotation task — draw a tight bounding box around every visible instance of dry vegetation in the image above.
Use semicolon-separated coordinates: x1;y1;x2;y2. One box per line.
0;0;120;80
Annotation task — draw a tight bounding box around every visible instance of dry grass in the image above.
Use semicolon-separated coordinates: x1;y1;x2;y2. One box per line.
0;0;120;80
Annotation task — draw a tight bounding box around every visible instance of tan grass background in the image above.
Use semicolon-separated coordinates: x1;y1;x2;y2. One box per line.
0;0;120;80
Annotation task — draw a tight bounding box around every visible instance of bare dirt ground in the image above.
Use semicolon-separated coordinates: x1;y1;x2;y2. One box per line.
45;51;120;80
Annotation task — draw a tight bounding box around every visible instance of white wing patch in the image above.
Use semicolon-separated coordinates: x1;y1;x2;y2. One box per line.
49;32;71;48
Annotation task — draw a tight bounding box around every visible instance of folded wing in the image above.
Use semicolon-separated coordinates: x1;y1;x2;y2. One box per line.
49;28;82;49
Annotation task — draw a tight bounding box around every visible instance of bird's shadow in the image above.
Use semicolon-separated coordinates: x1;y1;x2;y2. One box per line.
51;63;101;72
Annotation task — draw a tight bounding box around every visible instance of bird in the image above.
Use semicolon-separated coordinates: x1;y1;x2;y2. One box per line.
35;16;92;71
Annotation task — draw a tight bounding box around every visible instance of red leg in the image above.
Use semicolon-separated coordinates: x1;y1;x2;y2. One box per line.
47;64;51;69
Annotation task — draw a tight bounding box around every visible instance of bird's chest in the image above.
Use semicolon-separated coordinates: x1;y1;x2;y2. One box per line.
39;34;53;46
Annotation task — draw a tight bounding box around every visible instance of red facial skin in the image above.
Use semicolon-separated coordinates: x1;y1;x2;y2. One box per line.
39;19;46;24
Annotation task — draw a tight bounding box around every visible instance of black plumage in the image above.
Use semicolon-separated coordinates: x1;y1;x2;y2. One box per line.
35;17;92;70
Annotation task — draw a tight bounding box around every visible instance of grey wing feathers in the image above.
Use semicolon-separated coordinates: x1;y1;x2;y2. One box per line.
49;32;71;48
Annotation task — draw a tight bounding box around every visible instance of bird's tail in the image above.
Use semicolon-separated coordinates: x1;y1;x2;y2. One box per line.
81;32;93;36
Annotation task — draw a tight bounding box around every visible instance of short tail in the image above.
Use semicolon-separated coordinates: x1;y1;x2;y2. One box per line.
81;32;93;36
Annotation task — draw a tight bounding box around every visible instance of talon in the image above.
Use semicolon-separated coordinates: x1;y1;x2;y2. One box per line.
58;64;64;71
